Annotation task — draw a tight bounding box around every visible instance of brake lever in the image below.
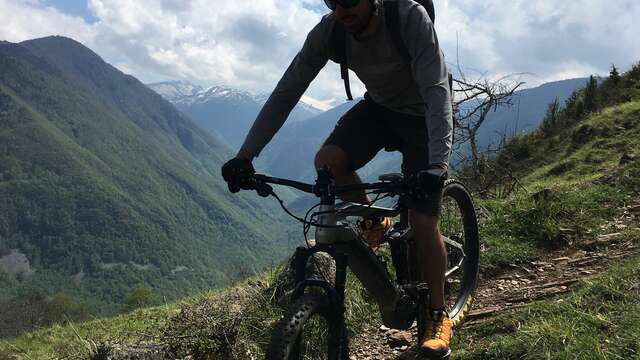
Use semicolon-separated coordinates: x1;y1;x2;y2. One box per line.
244;176;272;197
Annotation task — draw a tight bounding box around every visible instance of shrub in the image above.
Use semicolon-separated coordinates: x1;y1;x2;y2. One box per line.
121;287;156;313
45;292;89;324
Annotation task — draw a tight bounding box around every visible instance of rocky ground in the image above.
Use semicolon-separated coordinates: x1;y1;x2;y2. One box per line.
349;202;640;359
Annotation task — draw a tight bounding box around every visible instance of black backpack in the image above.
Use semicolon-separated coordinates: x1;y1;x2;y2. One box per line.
331;0;439;100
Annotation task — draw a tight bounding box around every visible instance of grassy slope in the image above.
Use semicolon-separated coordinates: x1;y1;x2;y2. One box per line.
5;243;638;359
0;263;382;359
446;87;640;357
477;99;640;273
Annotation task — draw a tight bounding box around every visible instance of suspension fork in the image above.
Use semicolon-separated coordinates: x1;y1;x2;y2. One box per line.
332;254;348;360
292;244;348;360
292;245;339;302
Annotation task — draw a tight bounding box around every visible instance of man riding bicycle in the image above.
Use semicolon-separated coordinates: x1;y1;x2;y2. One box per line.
222;0;453;357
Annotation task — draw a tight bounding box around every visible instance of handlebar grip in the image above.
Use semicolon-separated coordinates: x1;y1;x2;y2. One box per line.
418;169;447;193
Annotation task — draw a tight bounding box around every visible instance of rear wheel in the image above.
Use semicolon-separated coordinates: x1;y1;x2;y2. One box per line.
266;294;348;360
438;179;480;327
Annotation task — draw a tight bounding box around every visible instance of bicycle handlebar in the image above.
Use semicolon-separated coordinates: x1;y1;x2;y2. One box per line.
249;173;409;198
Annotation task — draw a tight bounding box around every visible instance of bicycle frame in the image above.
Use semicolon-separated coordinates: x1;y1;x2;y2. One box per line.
251;169;467;329
293;197;424;330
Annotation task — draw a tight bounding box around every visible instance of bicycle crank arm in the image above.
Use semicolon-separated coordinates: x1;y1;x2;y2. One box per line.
445;264;462;278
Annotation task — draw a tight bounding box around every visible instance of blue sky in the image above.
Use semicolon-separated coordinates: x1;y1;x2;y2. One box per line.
1;0;639;105
41;0;97;23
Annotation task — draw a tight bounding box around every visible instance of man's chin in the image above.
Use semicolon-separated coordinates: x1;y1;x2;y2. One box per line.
342;22;365;34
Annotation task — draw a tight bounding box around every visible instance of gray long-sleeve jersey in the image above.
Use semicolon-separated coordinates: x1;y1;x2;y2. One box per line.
239;0;453;167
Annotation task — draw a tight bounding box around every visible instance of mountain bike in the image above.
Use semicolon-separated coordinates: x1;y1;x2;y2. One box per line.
237;169;479;359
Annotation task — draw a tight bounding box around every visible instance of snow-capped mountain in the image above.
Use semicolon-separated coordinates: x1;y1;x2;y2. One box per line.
179;86;258;106
147;80;326;149
149;81;328;112
148;80;203;103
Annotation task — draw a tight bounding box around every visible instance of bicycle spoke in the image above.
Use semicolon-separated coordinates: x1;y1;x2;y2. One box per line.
439;191;467;313
442;235;465;254
445;264;462;278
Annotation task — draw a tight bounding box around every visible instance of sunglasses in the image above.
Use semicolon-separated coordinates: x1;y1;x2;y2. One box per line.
323;0;361;11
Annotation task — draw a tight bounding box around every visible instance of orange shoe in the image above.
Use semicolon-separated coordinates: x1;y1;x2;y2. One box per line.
357;217;391;251
420;309;453;359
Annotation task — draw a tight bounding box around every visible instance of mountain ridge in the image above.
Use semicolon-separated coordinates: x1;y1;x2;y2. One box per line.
146;80;326;150
0;36;296;314
149;80;330;112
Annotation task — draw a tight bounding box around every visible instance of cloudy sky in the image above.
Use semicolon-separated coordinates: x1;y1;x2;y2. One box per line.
1;0;639;106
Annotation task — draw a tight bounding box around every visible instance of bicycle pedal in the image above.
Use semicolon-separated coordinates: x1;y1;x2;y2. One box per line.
388;225;409;239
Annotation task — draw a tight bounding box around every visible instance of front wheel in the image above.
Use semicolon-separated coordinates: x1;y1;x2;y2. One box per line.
266;294;348;360
439;179;480;327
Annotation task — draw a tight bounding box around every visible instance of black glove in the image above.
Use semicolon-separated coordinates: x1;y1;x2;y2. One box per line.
221;158;255;193
417;167;448;194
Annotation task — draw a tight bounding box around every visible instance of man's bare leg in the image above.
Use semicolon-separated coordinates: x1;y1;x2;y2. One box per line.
409;210;447;309
314;145;369;204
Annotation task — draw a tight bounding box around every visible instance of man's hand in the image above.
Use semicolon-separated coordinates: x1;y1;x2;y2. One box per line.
221;157;255;193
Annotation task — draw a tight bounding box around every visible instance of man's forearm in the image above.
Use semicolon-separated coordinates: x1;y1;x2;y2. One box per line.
400;1;453;167
424;85;453;167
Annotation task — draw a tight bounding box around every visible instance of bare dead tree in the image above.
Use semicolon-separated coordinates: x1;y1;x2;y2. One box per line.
445;35;528;196
451;71;524;178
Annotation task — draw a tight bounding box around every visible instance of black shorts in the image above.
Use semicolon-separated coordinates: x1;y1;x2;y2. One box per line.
323;95;442;216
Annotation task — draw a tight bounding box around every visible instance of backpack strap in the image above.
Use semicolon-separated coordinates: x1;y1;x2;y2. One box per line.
384;0;455;127
384;0;435;62
331;22;354;101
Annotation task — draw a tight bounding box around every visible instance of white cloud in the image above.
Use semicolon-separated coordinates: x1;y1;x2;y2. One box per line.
437;0;640;86
1;0;639;101
84;0;325;89
0;0;95;44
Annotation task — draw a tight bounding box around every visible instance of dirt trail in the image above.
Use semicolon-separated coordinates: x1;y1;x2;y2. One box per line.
349;203;640;360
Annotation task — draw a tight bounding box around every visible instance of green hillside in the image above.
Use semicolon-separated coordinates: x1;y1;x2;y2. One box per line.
448;64;640;359
2;57;639;359
0;37;297;325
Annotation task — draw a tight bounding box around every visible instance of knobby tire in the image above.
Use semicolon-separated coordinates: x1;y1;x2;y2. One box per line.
266;294;348;360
